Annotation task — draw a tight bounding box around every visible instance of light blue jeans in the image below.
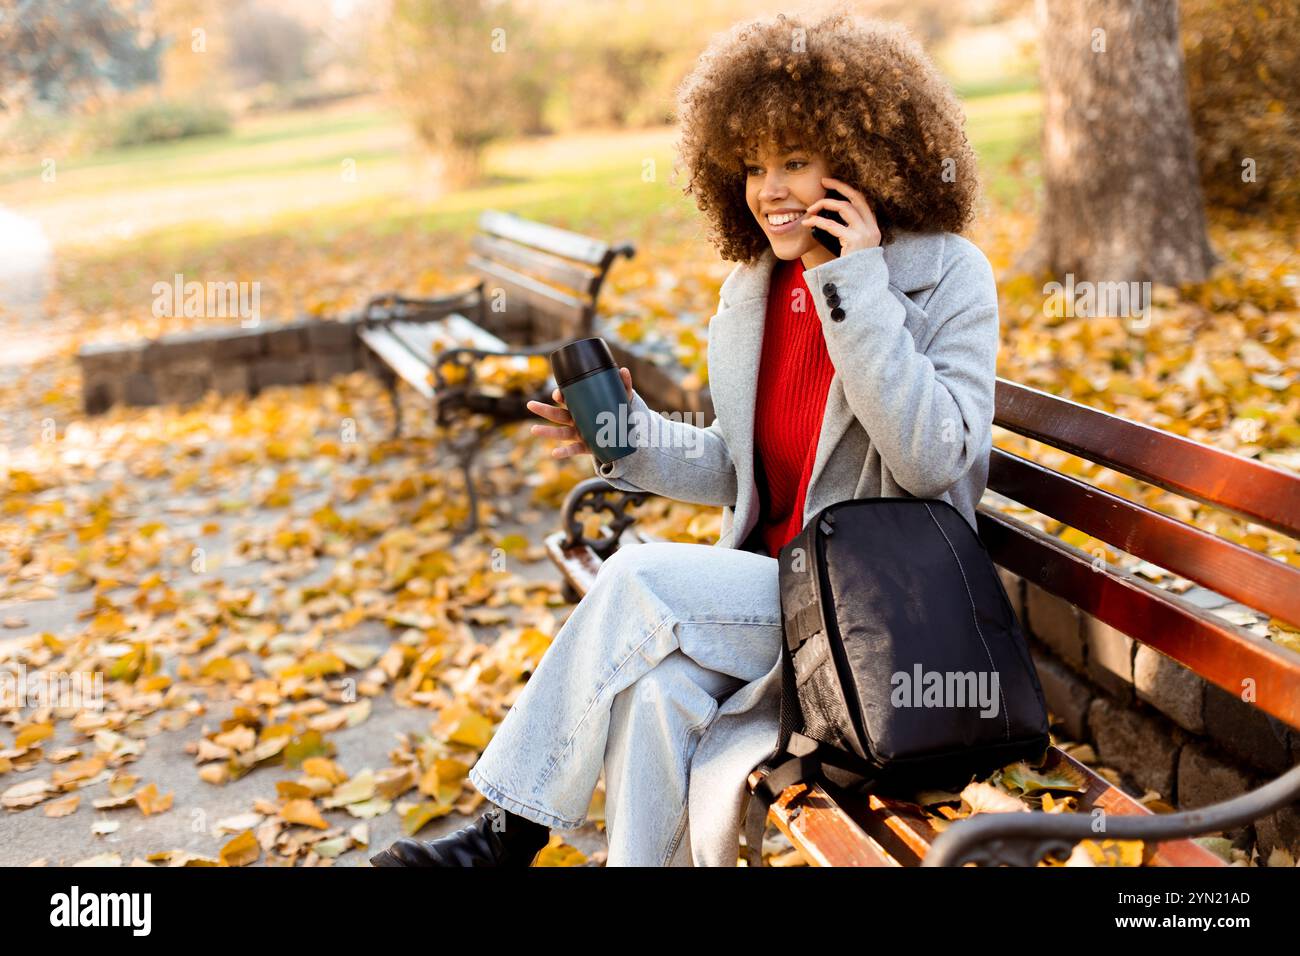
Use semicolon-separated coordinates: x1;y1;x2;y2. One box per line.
467;540;783;866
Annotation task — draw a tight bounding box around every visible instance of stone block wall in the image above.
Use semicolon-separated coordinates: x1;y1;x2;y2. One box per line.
999;568;1300;858
76;314;714;421
78;316;365;414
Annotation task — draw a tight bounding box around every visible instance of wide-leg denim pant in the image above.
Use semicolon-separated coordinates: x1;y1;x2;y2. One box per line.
467;540;783;866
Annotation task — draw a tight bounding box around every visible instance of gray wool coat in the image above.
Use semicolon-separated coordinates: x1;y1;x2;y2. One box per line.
589;229;1001;865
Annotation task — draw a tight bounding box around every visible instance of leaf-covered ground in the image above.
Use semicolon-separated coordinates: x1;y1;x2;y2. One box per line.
1;369;628;865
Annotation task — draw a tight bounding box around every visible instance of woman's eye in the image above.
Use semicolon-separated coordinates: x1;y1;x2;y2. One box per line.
745;160;804;175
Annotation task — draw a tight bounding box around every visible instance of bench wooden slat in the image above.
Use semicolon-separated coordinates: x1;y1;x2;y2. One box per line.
386;315;532;375
545;534;602;596
444;312;515;349
994;378;1300;538
386;318;455;359
749;775;901;866
478;209;612;266
357;325;434;399
467;255;589;333
544;526;649;597
990;448;1300;627
978;505;1300;729
471;233;602;297
836;790;945;865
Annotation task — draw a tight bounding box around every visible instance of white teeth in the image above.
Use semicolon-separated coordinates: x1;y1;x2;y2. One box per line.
767;211;802;226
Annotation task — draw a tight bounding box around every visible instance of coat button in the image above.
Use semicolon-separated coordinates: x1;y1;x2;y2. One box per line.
826;293;840;307
831;307;846;322
822;282;837;296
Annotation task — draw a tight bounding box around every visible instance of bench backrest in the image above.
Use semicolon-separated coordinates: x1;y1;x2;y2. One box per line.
979;378;1300;729
468;210;635;345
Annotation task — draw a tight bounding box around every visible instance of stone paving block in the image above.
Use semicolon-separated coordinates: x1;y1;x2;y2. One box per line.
1083;613;1135;703
305;317;360;351
263;320;312;357
1134;644;1205;733
78;340;145;374
251;355;311;391
156;359;211;406
209;326;266;361
1088;696;1182;797
1203;682;1293;774
1177;740;1256;809
81;376;121;415
79;343;149;412
312;350;359;383
211;363;251;397
1025;581;1084;670
150;328;216;365
123;372;159;406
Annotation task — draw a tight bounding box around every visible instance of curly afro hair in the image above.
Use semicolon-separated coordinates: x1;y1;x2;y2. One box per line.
672;7;981;263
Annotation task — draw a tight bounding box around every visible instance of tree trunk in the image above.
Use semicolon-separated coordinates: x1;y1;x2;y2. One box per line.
1030;0;1216;286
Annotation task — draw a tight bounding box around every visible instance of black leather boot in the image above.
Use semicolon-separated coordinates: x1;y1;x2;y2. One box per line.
369;806;550;867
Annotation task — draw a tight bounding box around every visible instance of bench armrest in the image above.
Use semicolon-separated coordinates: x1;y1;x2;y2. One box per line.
359;283;485;325
558;477;653;561
923;761;1300;866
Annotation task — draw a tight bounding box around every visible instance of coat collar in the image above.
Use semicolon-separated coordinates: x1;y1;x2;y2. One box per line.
718;229;946;307
706;229;948;549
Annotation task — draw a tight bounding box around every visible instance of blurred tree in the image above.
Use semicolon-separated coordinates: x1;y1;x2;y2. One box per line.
535;0;674;130
1181;0;1299;216
559;43;666;128
382;0;547;188
0;0;163;111
1030;0;1215;284
153;0;228;100
225;1;312;89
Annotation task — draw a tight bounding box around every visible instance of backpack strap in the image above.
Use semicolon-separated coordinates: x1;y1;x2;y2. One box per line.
744;637;889;866
743;732;882;867
743;639;801;867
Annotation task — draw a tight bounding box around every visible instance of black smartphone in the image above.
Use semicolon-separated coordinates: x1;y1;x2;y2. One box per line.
810;187;849;256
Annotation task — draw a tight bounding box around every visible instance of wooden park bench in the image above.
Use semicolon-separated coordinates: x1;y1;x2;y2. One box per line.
545;377;1300;866
357;210;634;534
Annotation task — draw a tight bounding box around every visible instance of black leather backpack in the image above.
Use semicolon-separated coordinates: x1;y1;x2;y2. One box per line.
743;497;1051;867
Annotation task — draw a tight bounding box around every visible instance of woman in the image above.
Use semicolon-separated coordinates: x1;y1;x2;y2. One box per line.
370;9;998;868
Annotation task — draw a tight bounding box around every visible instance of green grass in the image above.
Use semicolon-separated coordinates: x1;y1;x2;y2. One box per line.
953;74;1039;101
964;90;1042;204
3;83;1041;260
0;106;400;187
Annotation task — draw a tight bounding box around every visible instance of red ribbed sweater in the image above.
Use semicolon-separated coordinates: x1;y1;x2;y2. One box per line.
743;256;837;559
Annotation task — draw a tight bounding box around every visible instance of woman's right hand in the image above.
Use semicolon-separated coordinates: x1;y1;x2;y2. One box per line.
527;366;635;460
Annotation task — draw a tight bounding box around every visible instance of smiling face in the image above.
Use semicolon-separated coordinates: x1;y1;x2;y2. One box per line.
743;141;832;261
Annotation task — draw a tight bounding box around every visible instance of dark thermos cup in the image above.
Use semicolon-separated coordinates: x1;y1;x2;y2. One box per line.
548;337;637;465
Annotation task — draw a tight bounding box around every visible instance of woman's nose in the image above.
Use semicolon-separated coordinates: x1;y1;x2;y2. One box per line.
759;175;788;202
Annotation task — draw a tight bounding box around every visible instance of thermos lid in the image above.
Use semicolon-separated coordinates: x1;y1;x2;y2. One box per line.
549;336;616;387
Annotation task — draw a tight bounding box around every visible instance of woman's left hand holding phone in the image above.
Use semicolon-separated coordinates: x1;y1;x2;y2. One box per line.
804;176;883;255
